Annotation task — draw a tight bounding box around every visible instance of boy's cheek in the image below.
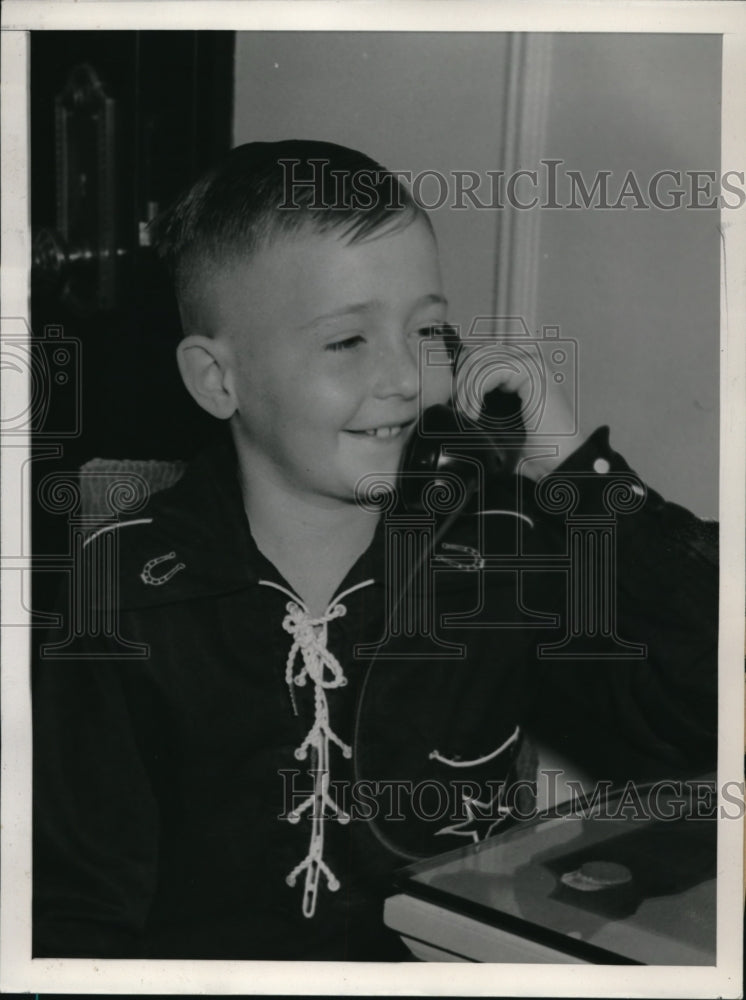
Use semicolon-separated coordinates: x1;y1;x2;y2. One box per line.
420;365;454;410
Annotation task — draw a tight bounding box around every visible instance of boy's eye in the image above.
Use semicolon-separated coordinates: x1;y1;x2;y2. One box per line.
417;324;459;354
417;323;454;339
326;335;365;352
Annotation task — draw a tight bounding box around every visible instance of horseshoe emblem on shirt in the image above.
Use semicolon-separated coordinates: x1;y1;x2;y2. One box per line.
432;542;485;571
140;550;186;586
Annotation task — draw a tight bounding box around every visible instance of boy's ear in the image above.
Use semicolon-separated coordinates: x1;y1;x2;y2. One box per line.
176;335;237;420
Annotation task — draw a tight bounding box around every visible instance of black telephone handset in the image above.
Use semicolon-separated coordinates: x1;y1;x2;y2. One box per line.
399;385;526;514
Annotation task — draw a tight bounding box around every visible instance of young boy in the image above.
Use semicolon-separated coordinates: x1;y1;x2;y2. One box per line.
33;141;718;961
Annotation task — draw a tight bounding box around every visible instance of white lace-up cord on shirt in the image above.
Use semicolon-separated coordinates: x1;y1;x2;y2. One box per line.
258;577;374;918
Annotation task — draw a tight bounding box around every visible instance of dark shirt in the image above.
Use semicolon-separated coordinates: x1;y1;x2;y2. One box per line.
32;429;718;960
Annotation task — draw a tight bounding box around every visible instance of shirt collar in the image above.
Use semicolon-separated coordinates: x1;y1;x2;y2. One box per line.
116;432;385;610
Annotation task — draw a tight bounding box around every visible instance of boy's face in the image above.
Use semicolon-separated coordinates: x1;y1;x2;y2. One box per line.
208;217;452;507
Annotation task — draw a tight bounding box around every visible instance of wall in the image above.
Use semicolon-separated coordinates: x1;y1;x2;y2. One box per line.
233;31;721;517
532;33;721;517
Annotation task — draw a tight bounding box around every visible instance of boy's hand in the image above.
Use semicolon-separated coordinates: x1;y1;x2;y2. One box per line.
452;339;587;481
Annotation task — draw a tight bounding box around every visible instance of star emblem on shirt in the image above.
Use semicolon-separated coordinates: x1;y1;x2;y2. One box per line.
435;787;514;845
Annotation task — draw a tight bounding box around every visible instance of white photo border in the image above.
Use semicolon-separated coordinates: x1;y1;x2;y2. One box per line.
1;2;744;996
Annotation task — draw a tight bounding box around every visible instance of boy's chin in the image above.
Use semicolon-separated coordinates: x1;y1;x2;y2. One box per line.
345;447;403;492
349;469;399;510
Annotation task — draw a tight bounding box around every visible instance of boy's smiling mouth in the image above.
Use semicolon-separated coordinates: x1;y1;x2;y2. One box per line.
344;420;415;440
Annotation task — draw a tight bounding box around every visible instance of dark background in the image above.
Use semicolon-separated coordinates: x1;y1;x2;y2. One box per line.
31;30;234;462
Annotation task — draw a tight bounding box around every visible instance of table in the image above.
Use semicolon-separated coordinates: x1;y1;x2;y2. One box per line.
385;782;716;964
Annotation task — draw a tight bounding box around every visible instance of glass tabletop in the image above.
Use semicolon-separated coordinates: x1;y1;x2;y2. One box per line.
396;781;717;965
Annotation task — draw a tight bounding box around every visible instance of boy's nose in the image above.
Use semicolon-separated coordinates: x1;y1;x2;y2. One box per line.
372;338;419;399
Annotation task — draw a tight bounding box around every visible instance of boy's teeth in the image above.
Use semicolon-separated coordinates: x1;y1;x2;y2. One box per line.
364;425;401;438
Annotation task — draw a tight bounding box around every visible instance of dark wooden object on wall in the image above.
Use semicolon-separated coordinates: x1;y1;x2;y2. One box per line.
30;31;234;615
31;31;234;462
